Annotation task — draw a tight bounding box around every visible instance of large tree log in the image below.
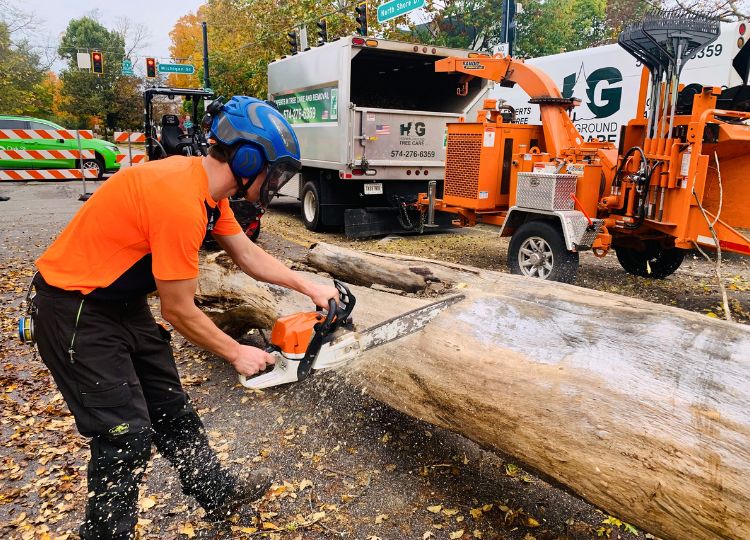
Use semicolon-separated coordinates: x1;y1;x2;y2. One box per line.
197;243;750;540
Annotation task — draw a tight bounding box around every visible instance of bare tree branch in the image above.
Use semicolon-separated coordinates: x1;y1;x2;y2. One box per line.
668;0;749;21
0;0;39;36
114;16;152;58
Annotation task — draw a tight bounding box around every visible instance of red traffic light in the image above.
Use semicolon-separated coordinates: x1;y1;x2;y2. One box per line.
146;57;157;78
91;51;104;74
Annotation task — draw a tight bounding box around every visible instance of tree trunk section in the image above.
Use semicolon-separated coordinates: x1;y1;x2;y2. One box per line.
198;243;750;540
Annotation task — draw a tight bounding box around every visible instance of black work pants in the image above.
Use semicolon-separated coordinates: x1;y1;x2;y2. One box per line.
32;274;233;539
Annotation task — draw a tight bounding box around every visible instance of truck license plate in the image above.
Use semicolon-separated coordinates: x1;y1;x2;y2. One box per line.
364;183;383;195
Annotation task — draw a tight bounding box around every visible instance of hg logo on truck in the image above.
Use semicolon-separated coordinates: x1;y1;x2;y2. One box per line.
561;65;622;120
400;122;426;137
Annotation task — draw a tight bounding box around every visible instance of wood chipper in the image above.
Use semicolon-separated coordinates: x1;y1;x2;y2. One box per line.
417;11;750;283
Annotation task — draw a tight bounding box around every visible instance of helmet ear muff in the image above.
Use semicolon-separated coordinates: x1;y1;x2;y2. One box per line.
230;144;264;179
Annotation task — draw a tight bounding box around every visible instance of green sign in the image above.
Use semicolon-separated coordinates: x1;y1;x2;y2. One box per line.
273;84;339;124
158;63;195;74
377;0;425;23
121;59;134;75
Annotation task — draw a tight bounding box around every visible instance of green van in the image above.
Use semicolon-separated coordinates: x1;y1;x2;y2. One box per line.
0;116;121;178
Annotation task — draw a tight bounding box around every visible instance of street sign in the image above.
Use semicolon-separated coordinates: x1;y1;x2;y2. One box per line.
158;63;195;74
377;0;425;23
121;59;134;75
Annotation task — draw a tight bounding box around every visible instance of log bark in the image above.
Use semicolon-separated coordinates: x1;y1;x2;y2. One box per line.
198;243;750;540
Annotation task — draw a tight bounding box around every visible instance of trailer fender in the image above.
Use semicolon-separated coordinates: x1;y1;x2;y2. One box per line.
501;207;603;252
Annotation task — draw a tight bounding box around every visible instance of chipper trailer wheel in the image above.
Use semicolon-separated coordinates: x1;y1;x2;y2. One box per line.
615;242;685;279
508;221;579;284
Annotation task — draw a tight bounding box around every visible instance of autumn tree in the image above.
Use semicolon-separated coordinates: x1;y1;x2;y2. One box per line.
171;0;374;99
0;1;53;117
513;0;610;57
0;21;49;115
168;7;206;89
407;0;505;51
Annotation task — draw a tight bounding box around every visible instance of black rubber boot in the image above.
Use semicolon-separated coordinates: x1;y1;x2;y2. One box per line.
203;466;273;522
152;411;271;517
79;431;152;540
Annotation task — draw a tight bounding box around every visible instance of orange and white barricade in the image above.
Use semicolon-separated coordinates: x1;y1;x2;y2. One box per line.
115;153;147;166
0;128;94;141
114;131;147;167
0;136;98;181
114;131;146;144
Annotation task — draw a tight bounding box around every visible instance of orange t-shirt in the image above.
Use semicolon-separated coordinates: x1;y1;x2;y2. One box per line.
36;156;241;296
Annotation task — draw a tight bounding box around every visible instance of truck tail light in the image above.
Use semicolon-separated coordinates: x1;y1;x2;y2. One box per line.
352;168;365;176
365;169;377;176
739;37;745;48
365;39;379;47
352;37;365;46
741;23;747;35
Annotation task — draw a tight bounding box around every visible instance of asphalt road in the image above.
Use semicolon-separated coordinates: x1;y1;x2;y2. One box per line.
0;180;682;540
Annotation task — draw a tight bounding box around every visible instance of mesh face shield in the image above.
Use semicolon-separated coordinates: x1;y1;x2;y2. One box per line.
258;156;301;207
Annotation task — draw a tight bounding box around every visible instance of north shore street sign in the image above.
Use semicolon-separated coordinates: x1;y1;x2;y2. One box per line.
158;63;195;75
377;0;425;23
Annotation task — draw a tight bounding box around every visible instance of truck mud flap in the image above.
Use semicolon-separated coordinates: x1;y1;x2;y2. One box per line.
344;208;455;239
344;208;401;239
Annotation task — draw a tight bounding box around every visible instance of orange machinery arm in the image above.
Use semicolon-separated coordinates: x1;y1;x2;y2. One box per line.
436;56;616;170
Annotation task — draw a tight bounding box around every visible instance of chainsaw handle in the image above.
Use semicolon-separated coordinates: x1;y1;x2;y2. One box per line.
324;298;337;326
237;347;282;389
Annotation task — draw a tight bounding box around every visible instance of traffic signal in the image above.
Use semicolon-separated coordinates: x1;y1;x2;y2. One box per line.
355;2;367;36
317;19;328;46
288;30;299;55
146;57;156;78
91;51;103;74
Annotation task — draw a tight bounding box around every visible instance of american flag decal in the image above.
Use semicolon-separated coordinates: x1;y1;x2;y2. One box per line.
375;124;390;135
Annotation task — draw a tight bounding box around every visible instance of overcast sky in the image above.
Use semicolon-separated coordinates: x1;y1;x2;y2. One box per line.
13;0;206;71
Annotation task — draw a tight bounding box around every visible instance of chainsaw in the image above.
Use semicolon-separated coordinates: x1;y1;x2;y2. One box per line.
239;279;464;389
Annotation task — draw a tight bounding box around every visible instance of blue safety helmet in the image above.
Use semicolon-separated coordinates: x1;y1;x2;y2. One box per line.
208;96;301;205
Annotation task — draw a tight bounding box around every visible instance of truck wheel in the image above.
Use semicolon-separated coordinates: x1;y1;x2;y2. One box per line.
615;242;685;278
82;157;104;179
508;221;579;283
301;180;322;231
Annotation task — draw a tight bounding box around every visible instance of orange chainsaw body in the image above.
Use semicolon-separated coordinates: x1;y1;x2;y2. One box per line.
270;311;325;357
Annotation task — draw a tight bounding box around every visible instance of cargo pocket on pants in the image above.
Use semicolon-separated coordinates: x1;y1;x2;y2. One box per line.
80;382;134;437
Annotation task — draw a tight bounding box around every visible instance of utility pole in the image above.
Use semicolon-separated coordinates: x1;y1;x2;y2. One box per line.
500;0;518;56
202;22;211;91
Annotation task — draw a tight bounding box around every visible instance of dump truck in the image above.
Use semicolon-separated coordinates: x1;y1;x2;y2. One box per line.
267;36;490;236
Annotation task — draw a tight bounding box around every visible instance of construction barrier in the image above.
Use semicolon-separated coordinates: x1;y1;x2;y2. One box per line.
0;129;94;140
114;131;146;143
0;149;94;160
0;129;98;190
115;153;146;165
114;131;148;167
0;169;97;180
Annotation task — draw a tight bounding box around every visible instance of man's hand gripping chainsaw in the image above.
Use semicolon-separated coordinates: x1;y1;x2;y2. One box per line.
239;279;464;389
